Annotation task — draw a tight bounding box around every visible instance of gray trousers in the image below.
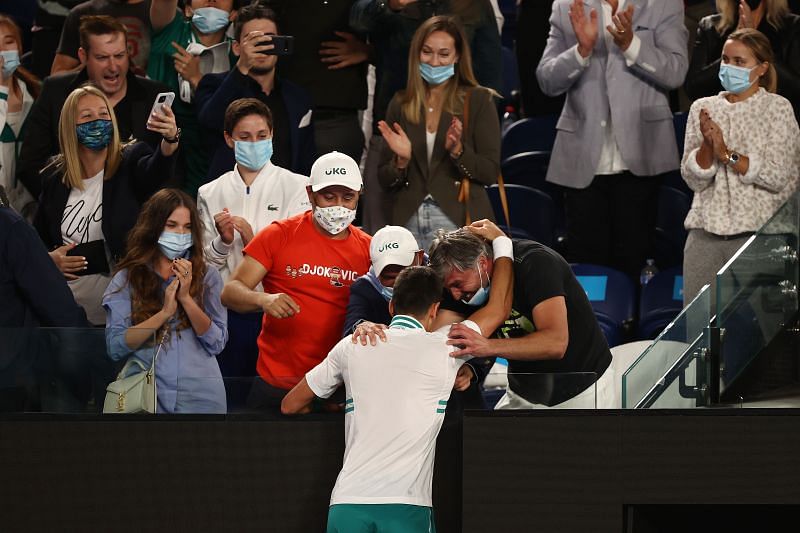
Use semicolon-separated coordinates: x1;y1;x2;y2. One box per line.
683;228;753;307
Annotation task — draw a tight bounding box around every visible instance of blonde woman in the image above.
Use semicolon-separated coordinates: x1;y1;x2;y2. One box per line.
686;0;800;117
377;15;500;251
0;15;40;219
681;28;800;304
34;84;179;325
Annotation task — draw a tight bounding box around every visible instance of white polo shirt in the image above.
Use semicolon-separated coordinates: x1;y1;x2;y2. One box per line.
306;315;478;507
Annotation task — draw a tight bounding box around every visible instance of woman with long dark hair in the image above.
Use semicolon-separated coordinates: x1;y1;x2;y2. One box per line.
377;15;500;251
34;84;178;325
0;15;41;219
103;188;227;414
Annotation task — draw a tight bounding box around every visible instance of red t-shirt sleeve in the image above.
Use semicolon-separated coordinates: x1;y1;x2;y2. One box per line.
243;221;287;273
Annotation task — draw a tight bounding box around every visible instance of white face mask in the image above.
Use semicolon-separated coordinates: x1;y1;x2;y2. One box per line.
313;205;356;235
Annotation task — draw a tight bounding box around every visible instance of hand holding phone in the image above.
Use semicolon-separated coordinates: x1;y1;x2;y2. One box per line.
146;92;178;139
257;35;294;56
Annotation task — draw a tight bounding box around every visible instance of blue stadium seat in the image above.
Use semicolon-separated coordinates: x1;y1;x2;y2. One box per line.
501;115;559;160
486;184;556;247
654;185;692;269
662;168;693;196
500;150;550;189
570;263;636;348
638;266;684;340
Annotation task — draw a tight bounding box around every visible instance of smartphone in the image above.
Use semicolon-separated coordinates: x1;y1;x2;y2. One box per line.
258;35;294;56
149;91;175;117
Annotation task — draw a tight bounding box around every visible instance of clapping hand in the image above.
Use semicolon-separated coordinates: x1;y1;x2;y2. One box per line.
445;116;463;158
699;108;728;162
377;120;412;164
607;5;634;51
569;0;599;58
171;257;194;303
737;0;755;29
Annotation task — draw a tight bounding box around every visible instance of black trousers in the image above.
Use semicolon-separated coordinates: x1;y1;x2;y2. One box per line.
563;171;661;279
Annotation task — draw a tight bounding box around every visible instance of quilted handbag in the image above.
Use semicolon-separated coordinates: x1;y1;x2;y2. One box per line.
103;337;165;414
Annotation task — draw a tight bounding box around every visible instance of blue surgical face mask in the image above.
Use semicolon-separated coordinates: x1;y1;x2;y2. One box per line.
158;231;193;260
461;264;490;307
0;50;20;78
76;119;113;150
234;139;273;171
719;63;756;94
380;285;394;302
192;7;231;34
419;63;455;85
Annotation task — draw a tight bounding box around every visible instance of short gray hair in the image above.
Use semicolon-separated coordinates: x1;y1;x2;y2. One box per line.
428;228;492;279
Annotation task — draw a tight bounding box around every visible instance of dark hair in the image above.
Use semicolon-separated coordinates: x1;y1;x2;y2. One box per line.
233;2;279;42
392;266;443;317
79;15;128;52
224;98;273;134
114;189;206;337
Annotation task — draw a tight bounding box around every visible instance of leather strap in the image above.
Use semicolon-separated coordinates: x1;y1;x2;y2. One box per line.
457;89;511;230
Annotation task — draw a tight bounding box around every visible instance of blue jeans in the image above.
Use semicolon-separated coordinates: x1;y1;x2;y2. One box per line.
404;197;458;252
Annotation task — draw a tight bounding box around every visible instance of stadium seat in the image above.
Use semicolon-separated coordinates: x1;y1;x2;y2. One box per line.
638;266;684;340
486;184;556;247
501;115;559;160
500;150;550;190
571;263;636;348
661;168;693;196
654;185;692;268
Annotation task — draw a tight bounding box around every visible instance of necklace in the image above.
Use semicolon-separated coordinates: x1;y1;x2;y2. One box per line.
427;106;434;113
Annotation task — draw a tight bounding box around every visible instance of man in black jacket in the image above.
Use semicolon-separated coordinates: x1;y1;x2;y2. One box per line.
17;15;168;198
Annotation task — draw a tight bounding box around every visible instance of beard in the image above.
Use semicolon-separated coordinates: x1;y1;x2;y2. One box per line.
249;64;275;76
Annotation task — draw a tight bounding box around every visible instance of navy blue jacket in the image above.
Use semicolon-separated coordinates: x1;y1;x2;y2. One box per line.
195;69;316;183
0;206;87;327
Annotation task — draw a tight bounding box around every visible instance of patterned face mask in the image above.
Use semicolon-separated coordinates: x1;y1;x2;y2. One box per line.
76;119;113;150
313;205;356;235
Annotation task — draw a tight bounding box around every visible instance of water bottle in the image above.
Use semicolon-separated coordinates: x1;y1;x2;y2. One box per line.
501;105;517;134
639;258;659;286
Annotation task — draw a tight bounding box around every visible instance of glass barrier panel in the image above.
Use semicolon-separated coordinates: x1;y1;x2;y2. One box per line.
716;192;799;393
622;285;711;408
0;327;156;414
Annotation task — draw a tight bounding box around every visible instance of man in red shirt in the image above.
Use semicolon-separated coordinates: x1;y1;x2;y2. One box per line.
221;151;371;411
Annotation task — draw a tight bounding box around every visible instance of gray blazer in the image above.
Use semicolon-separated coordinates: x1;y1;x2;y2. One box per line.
378;87;500;226
536;0;689;189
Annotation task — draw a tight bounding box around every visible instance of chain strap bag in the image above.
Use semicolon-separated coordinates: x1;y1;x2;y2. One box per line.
457;90;511;229
103;333;166;414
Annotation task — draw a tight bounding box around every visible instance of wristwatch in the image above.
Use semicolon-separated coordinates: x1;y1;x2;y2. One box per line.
725;150;740;167
163;128;181;144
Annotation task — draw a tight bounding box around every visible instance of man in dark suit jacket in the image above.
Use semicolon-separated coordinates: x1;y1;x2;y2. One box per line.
16;15;167;198
195;3;315;185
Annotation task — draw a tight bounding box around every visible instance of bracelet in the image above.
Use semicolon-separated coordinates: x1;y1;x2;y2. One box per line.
450;147;464;160
163;127;181;144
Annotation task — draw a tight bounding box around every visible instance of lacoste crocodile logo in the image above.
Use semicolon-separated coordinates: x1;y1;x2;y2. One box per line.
267;204;279;211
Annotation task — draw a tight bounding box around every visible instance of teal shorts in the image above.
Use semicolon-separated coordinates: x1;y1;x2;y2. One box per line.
326;504;436;533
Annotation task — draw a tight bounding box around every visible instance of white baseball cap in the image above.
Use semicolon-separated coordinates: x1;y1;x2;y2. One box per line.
370;225;421;277
309;151;363;192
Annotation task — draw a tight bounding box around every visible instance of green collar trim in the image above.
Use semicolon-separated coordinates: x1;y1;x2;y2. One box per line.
389;315;425;330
